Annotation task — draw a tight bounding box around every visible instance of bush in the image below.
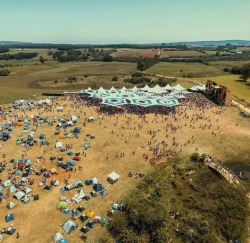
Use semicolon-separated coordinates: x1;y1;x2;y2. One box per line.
190;153;200;162
0;69;10;76
112;76;118;81
84;74;88;78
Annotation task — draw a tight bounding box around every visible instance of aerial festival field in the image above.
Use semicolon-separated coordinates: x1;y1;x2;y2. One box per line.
0;83;249;242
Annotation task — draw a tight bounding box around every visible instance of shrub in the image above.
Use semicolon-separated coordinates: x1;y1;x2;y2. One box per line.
190;153;200;162
0;69;10;76
112;76;118;81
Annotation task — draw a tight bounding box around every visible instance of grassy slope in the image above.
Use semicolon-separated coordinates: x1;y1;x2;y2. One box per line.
0;61;136;103
147;62;226;78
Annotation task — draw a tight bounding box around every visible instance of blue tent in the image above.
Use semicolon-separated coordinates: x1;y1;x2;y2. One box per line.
44;185;51;190
63;209;70;215
59;239;68;243
21;196;30;204
67;161;75;167
60;188;66;193
72;210;78;216
5;213;14;222
84;179;92;186
67;151;73;156
99;189;106;196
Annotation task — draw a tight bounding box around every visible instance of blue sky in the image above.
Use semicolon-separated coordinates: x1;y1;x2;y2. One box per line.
0;0;249;44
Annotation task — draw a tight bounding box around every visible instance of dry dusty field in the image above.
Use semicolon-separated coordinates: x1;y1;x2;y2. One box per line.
0;95;249;242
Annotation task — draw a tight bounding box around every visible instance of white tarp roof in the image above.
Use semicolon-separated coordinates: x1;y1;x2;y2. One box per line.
55;142;63;148
173;84;186;91
108;172;120;181
98;87;106;93
141;84;151;91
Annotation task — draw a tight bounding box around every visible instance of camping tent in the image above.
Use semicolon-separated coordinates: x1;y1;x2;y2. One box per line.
23;187;32;194
8;185;17;193
55;142;63;148
93;183;103;192
107;172;120;184
52;232;68;243
5;213;14;222
86;211;94;218
61;219;78;234
56;201;67;209
13;191;25;200
5;227;16;235
21;196;30;204
6;202;16;210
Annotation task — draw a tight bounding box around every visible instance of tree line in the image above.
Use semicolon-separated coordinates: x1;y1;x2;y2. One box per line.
0;52;37;60
223;63;250;82
0;47;9;54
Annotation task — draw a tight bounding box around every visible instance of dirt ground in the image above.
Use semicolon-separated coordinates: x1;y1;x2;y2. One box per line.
0;96;249;243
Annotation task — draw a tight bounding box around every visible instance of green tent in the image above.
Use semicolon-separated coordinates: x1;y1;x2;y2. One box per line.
100;218;106;225
83;144;89;150
56;201;67;209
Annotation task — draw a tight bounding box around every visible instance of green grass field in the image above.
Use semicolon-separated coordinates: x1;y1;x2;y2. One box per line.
0;61;136;103
147;62;227;78
160;50;205;57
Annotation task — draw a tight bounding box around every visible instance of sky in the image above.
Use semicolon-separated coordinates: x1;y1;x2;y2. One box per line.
0;0;250;44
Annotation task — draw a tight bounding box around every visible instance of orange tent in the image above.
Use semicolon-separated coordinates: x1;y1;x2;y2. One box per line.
86;211;94;218
58;134;64;139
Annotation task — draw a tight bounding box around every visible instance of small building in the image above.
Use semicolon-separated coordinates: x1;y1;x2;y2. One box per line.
107;172;120;184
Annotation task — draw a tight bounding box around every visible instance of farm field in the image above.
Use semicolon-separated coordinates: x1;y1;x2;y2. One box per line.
111;48;159;58
0;96;249;242
147;62;227;78
209;60;250;70
160;50;205;57
5;48;55;61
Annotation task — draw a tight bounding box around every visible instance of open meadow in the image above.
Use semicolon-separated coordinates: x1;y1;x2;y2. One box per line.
111;48;159;58
0;95;249;242
160;50;205;58
147;62;227;78
0;61;137;103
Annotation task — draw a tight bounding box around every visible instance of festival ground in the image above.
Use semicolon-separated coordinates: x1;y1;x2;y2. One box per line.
0;94;249;242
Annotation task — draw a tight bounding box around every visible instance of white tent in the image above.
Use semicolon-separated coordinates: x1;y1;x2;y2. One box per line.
23;187;32;194
141;84;151;91
52;232;66;243
61;219;78;234
55;142;63;148
6;202;16;210
110;86;116;91
132;86;138;92
98;87;106;93
86;87;92;91
173;84;186;91
107;172;120;184
150;84;163;93
120;86;128;92
3;180;12;187
13;191;25;200
162;84;174;90
8;185;17;193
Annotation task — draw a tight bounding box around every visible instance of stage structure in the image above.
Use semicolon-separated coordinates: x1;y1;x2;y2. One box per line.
206;80;232;106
